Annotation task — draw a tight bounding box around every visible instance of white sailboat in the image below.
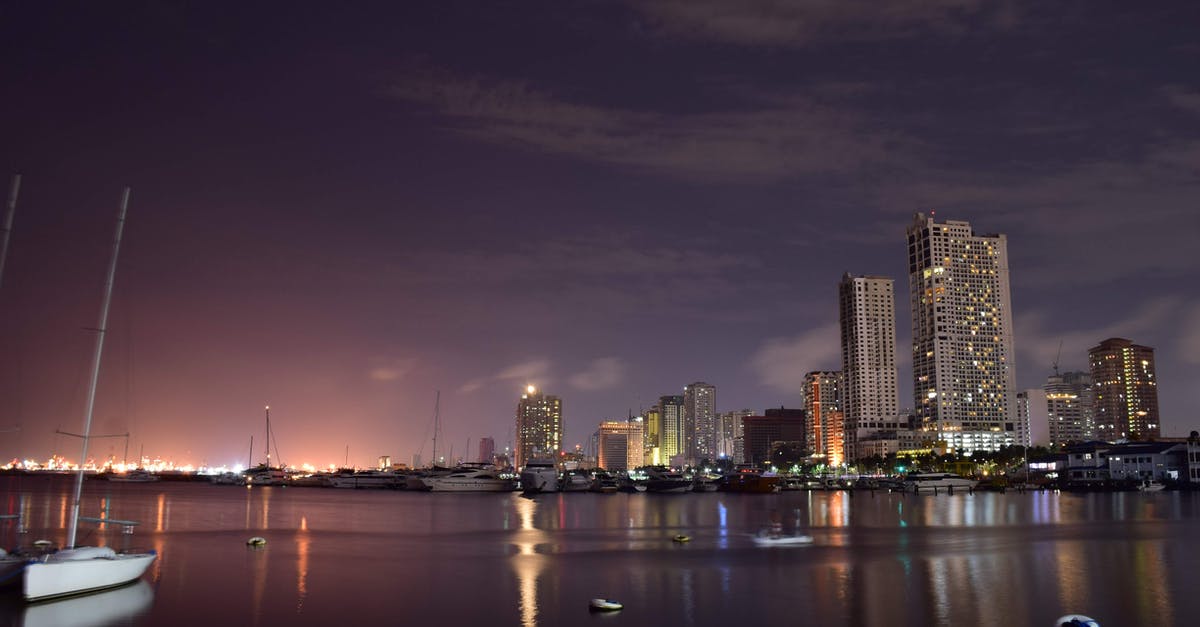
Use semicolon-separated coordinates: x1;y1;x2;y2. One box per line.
22;187;157;601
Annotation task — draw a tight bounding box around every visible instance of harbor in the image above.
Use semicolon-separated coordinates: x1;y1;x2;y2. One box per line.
2;473;1196;626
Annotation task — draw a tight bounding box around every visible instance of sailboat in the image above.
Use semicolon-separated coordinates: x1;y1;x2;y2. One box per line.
22;187;158;601
243;406;286;486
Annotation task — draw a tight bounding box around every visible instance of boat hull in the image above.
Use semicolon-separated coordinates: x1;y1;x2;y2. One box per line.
23;549;157;602
520;467;559;493
428;479;515;492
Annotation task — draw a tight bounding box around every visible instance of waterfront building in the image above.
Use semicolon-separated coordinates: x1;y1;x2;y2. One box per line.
742;413;805;467
1089;338;1159;442
1044;371;1093;445
478;437;495;465
838;274;900;462
514;386;563;470
906;213;1018;453
598;421;644;471
802;372;842;465
641;406;661;465
717;409;752;460
684;382;717;464
658;395;685;463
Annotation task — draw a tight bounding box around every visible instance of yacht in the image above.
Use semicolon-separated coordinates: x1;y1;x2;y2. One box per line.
327;469;404;489
902;472;978;493
590;472;619;493
106;469;159;483
559;470;592;492
426;465;516;492
644;467;693;493
520;459;559;493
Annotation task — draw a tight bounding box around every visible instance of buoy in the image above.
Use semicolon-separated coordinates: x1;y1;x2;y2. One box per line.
1055;615;1099;627
589;598;623;612
33;539;53;548
673;534;690;543
246;536;267;547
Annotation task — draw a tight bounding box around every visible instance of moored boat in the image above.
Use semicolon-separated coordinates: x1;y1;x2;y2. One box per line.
427;465;516;492
644;467;692;493
721;471;780;493
902;472;978;493
520;458;559;494
106;469;159;483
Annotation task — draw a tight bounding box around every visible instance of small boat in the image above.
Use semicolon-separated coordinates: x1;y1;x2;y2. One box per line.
1138;480;1166;492
672;534;690;543
559;470;592;492
589;598;623;612
1055;615;1100;627
751;531;814;548
590;472;619;493
21;188;157;601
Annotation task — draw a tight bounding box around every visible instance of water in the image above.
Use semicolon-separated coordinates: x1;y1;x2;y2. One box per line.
3;475;1199;626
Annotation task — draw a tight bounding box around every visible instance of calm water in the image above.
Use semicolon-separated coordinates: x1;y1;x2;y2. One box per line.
2;475;1199;626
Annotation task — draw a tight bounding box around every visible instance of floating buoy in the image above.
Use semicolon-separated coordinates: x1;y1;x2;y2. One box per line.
246;536;267;547
673;534;690;543
589;598;623;612
33;539;53;548
1055;615;1100;627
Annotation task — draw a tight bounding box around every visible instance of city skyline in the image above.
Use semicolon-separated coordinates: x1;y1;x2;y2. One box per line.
2;3;1199;467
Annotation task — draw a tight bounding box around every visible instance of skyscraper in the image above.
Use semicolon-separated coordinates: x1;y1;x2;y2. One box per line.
1089;338;1159;442
1044;371;1094;445
642;406;661;465
514;386;562;470
684;382;716;463
838;274;900;462
717;409;752;460
598;421;644;471
658;395;685;465
803;371;842;465
907;213;1017;453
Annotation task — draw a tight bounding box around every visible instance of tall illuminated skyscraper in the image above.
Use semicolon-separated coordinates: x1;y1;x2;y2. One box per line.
684;382;717;463
658;395;685;464
1089;338;1159;442
907;213;1017;453
838;274;899;462
803;371;842;465
514;386;562;470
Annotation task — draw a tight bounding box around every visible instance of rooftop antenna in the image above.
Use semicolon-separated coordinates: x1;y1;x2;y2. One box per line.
1053;339;1063;376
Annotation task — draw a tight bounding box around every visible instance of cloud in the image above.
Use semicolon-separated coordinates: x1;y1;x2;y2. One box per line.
749;322;841;393
390;72;911;181
459;359;552;394
568;357;626;391
367;357;417;382
631;0;1015;47
1014;296;1184;374
1163;85;1200;117
1175;302;1200;365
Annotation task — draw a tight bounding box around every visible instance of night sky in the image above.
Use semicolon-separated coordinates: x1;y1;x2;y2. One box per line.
2;1;1199;469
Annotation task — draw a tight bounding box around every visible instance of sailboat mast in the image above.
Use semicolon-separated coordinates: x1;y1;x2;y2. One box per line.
248;435;254;469
0;174;20;291
67;187;130;549
432;391;440;467
265;405;271;467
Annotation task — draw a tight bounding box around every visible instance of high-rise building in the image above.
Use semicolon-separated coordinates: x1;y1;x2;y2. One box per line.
514;386;563;470
1089;338;1159;442
598;421;644;471
742;413;805;467
658;395;685;465
641;406;661;465
1012;390;1039;447
1044;371;1094;445
478;437;495;465
684;382;717;463
907;213;1017;453
803;371;842;465
838;274;900;462
717;409;752;460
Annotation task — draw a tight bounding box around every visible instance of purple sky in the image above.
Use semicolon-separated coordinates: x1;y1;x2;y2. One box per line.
2;1;1199;468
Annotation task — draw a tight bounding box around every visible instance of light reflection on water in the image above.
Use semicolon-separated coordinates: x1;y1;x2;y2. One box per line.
2;476;1200;626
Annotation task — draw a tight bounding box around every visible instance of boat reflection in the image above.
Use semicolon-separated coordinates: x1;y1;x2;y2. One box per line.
8;579;154;627
511;496;548;627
